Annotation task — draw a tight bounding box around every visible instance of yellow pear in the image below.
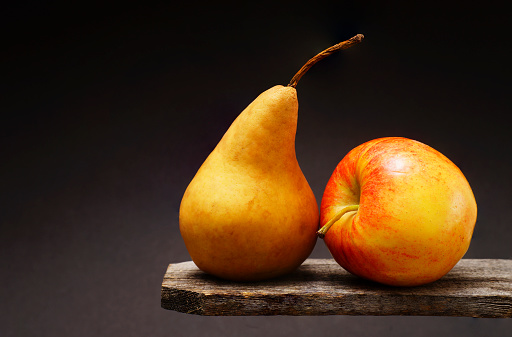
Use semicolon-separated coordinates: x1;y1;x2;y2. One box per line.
179;34;364;281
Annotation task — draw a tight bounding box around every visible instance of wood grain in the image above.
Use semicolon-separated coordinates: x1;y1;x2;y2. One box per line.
161;259;512;317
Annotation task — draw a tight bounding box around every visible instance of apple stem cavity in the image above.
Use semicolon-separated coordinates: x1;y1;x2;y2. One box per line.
317;204;360;239
287;34;364;88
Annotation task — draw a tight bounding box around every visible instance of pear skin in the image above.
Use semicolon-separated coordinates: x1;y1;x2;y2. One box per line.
178;35;364;281
179;85;319;281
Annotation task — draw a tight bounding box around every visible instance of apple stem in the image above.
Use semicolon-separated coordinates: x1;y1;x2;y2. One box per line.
287;34;364;88
317;204;359;239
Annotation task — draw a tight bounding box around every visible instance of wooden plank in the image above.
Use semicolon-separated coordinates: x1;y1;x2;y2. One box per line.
161;259;512;317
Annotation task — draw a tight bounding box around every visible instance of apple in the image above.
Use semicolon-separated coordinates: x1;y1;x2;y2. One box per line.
318;137;477;286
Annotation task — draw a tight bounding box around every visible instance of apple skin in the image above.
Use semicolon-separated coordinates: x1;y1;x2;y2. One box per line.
320;137;477;286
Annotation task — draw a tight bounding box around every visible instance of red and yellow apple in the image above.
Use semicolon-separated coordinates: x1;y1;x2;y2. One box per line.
318;137;477;286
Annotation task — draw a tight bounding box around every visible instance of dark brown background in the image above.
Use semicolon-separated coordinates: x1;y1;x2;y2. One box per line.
2;1;511;336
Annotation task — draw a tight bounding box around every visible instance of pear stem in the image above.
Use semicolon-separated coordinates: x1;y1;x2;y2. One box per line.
317;204;359;239
287;34;364;88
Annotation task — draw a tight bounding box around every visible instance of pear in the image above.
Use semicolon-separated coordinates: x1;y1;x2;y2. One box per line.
179;34;364;281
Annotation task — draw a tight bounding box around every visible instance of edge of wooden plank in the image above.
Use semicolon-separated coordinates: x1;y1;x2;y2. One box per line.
161;259;512;317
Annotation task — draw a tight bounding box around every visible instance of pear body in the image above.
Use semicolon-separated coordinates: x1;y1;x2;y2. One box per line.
179;85;319;281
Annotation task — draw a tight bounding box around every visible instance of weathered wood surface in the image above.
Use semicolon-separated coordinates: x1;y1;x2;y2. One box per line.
161;259;512;317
